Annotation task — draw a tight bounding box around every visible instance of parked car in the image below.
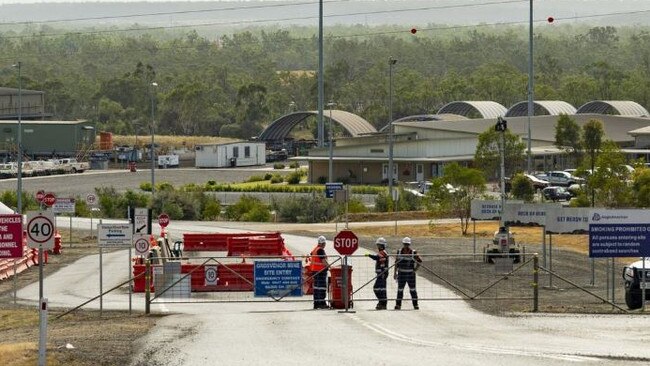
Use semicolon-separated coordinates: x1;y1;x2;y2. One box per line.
544;171;583;186
504;173;550;192
542;186;572;201
622;259;650;309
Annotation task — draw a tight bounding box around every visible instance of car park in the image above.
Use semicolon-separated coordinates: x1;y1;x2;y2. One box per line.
542;186;572;201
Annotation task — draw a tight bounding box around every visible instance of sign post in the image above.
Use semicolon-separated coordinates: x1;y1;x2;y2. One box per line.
333;230;358;313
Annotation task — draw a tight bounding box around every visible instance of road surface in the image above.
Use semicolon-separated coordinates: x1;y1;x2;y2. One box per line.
16;219;650;366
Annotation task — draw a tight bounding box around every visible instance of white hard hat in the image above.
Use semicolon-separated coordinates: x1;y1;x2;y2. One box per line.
317;235;326;245
375;237;387;247
402;237;412;245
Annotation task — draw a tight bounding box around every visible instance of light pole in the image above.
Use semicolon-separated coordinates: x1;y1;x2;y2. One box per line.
527;0;534;173
13;62;22;214
327;102;336;182
317;0;324;147
150;82;158;195
388;57;397;202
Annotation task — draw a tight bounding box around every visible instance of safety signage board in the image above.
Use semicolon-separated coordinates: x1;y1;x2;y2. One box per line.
589;209;650;257
504;203;559;227
546;207;591;234
132;207;150;234
205;265;218;286
52;197;75;214
85;193;97;206
470;200;523;221
325;182;344;198
133;234;150;256
26;211;55;250
0;214;23;258
254;260;302;297
98;223;133;248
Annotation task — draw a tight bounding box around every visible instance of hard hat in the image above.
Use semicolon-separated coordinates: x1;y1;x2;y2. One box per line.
375;237;387;248
402;237;412;245
317;235;326;245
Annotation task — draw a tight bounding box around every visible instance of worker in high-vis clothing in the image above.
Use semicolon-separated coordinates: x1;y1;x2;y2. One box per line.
309;235;329;309
393;237;422;310
366;237;390;310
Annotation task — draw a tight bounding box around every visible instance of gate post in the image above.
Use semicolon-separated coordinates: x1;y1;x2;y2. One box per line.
145;258;151;314
533;255;539;312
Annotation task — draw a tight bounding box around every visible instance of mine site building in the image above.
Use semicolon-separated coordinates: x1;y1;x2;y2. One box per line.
195;141;266;168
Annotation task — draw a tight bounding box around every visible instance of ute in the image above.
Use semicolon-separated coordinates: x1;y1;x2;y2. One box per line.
484;226;521;264
622;259;650;309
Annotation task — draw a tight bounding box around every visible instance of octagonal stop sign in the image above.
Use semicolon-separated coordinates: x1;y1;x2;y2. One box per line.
333;230;358;256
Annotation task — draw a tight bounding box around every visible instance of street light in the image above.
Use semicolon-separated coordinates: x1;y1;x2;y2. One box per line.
327;101;336;182
527;0;534;173
12;62;22;214
388;57;397;202
150;82;158;195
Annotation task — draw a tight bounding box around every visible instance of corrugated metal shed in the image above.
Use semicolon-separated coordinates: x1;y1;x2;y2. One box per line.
0;120;95;156
505;101;577;117
258;110;376;141
437;101;508;119
576;100;649;117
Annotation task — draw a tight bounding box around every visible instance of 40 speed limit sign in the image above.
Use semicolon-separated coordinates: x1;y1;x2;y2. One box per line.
27;211;55;250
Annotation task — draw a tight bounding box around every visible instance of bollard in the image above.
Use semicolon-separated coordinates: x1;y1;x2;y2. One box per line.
533;255;539;312
145;259;151;314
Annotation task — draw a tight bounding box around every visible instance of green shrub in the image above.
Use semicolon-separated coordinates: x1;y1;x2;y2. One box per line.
398;188;422;211
139;182;152;192
289;161;300;169
151;190;202;220
511;173;534;202
346;197;368;213
156;181;174;192
263;173;273;180
247;175;265;183
225;195;270;222
273;194;336;223
273;163;285;170
270;174;284;184
374;191;394;212
285;170;302;184
202;199;221;220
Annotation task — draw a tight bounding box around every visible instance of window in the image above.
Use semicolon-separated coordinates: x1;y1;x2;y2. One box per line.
233;146;239;158
244;146;250;158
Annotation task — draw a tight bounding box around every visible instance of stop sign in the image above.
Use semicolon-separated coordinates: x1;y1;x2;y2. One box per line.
333;230;359;256
42;193;56;207
158;213;170;228
36;190;45;203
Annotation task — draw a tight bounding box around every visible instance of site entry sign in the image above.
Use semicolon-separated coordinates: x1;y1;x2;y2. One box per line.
254;261;302;297
589;209;650;257
0;214;23;258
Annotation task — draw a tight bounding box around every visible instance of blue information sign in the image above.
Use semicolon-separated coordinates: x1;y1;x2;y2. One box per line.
325;183;344;198
589;224;650;257
254;260;303;297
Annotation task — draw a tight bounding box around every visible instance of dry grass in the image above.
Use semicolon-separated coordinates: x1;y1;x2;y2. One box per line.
352;221;591;254
109;135;237;151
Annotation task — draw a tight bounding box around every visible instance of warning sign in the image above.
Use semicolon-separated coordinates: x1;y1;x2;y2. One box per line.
0;214;23;258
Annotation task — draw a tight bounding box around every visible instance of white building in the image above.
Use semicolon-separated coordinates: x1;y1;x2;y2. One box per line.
195;141;266;168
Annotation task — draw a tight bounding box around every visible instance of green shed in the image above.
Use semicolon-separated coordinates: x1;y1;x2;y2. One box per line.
0;120;96;158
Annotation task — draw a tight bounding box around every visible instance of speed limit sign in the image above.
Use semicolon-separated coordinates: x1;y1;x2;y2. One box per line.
26;211;55;250
205;265;218;286
133;234;150;256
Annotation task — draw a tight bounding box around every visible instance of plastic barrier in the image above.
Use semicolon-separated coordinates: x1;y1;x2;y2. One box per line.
248;237;284;256
226;236;252;257
329;265;353;309
183;232;282;252
52;231;62;255
302;267;314;295
132;262;255;293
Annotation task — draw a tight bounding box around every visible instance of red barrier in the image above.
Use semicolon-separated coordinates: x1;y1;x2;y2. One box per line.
248;237;284;256
183;232;282;252
226;236;252;257
132;262;255;293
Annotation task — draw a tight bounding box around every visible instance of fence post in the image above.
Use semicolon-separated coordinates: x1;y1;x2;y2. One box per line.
145;258;151;315
533;255;539;312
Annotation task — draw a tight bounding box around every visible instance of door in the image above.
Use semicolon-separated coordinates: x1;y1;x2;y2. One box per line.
416;164;424;182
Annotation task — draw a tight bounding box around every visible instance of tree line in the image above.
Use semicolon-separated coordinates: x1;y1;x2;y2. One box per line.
0;24;649;139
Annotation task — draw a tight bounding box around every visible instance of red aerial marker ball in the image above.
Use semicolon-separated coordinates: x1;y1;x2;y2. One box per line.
547;16;554;24
410;28;417;34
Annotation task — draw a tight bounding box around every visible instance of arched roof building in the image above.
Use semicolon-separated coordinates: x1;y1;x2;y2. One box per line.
437;101;508;119
576;100;649;117
505;101;577;117
258;110;376;141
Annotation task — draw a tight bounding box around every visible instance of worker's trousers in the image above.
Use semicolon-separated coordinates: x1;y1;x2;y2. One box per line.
373;273;387;306
395;271;418;307
313;270;328;307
